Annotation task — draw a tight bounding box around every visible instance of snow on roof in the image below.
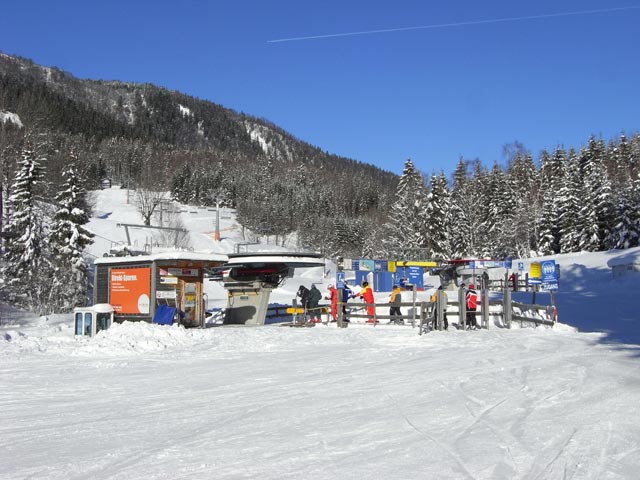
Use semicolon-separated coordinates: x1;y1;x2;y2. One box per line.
94;250;228;265
226;252;324;267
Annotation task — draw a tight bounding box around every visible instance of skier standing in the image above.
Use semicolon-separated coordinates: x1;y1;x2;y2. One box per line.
308;284;323;323
465;284;478;329
389;285;403;324
429;285;448;330
358;281;376;323
297;285;310;322
325;283;338;322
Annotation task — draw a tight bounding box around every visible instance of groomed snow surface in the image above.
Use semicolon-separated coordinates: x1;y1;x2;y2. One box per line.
2;188;640;479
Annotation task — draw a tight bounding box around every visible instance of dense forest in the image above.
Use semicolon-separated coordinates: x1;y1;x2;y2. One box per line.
375;135;640;261
1;51;639;269
0;52;396;259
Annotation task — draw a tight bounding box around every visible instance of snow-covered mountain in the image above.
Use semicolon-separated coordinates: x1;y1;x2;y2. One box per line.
2;187;640;479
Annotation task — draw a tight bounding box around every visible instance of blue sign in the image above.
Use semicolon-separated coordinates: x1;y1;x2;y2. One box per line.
374;260;386;271
407;266;423;286
518;262;524;272
336;271;346;289
541;260;558;290
469;261;475;269
504;257;513;269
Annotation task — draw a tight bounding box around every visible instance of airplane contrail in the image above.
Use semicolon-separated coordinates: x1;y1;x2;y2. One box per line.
267;5;640;43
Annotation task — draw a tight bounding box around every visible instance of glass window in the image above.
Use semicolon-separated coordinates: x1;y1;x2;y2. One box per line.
96;313;111;332
75;312;84;335
84;313;92;336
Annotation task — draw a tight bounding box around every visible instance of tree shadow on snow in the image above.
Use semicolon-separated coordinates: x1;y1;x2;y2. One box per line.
554;261;640;355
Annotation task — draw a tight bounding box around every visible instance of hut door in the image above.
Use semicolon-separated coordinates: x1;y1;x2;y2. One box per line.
179;280;202;327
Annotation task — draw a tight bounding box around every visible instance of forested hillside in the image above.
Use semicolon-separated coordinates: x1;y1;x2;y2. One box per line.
1;51;639;263
0;52;397;258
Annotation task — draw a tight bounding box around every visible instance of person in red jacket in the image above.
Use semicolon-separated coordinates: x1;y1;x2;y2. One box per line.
325;284;338;322
466;283;478;329
359;281;376;323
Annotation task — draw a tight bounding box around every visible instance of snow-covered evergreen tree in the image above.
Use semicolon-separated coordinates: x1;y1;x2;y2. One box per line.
557;150;582;253
424;173;451;258
1;140;52;314
49;159;95;311
537;147;565;255
577;137;615;251
479;162;518;257
449;158;476;257
506;152;539;257
612;174;640;249
380;159;428;259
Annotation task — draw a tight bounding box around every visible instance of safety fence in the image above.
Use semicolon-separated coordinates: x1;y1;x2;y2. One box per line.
276;287;556;332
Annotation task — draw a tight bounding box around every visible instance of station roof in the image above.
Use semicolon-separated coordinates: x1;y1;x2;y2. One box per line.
94;251;228;265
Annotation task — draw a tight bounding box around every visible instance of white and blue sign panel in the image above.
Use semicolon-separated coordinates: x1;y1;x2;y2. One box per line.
504;257;513;269
360;259;375;271
336;271;346;289
541;260;559;290
407;266;423;287
518;262;524;272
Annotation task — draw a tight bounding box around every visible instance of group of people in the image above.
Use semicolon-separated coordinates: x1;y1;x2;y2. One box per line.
295;280;479;328
427;282;478;331
296;280;378;324
296;284;323;323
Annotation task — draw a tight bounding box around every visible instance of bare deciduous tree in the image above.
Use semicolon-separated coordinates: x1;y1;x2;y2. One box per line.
135;189;168;226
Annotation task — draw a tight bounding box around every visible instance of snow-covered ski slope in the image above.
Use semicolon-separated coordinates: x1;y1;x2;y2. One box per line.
1;187;640;479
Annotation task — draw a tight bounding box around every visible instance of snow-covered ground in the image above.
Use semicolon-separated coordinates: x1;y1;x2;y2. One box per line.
2;187;640;479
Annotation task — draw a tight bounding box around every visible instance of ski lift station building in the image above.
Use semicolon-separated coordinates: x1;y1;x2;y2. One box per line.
92;251;227;328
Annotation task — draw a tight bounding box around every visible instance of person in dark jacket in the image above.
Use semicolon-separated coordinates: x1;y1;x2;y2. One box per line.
341;285;353;322
297;285;310;322
308;284;323;323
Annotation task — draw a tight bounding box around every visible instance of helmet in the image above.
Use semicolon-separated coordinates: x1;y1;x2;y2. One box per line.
362;281;369;287
469;284;475;289
328;283;334;288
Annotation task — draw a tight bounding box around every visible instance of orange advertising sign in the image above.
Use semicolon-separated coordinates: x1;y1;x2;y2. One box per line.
109;267;151;314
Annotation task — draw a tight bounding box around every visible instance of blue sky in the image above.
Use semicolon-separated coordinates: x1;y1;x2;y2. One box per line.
1;1;639;176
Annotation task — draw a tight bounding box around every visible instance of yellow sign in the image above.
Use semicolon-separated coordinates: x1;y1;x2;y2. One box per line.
395;260;438;268
530;262;541;279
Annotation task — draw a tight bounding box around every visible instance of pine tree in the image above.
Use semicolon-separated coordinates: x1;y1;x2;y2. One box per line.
425;173;451;258
449;158;475;257
1;140;52;314
49;159;95;311
577;137;615;251
467;161;490;256
537;147;566;255
557;150;582;253
507;153;539;256
381;159;428;259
